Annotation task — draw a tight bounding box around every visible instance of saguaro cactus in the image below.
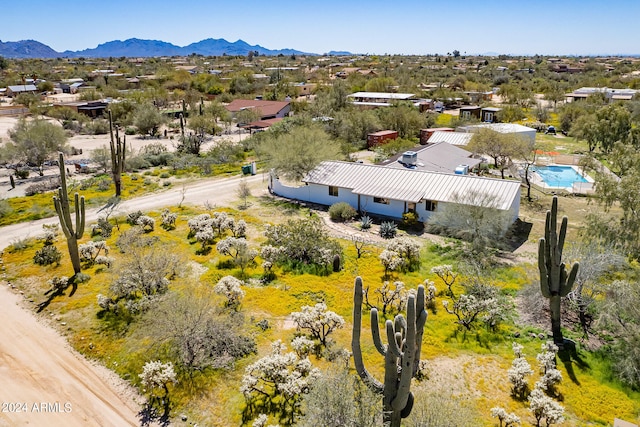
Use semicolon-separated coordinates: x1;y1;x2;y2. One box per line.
108;110;126;197
352;276;427;427
53;152;85;275
538;196;579;348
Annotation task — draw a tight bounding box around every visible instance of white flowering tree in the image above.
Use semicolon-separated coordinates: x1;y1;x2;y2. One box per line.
379;249;403;278
431;264;458;298
386;237;421;272
78;240;110;266
491;407;521;427
217;236;258;275
136;215;155;232
290;303;345;348
508;343;533;399
161;208;177;230
214;275;246;309
363;280;407;315
290;336;315;358
535;342;562;395
139;360;177;422
188;213;214;251
241;340;320;423
528;388;564;427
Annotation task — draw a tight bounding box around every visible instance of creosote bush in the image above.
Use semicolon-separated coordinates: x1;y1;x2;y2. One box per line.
328;202;357;222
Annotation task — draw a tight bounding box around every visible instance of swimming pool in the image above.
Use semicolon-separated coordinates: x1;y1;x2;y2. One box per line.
533;165;589;188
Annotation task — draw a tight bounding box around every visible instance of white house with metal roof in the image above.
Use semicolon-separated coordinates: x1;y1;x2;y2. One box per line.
347;92;422;108
427;131;474;146
458;123;536;144
269;161;521;223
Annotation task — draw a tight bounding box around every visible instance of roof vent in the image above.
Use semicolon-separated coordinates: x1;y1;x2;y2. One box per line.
400;151;417;167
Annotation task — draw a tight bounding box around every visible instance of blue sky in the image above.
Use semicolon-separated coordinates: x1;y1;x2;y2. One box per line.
3;0;638;55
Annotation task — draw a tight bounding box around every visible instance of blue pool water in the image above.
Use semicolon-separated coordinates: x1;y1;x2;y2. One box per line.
533;165;588;188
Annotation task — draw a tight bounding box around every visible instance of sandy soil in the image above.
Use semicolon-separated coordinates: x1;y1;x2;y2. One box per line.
0;283;142;427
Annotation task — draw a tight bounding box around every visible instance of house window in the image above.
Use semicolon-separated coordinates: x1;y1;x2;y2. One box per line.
485;112;494;122
374;197;389;205
461;111;471;119
328;186;339;197
407;202;416;212
425;200;437;211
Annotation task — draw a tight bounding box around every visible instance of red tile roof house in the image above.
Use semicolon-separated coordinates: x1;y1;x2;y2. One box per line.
224;99;291;121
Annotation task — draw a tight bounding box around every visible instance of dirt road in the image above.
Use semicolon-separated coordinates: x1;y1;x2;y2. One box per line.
0;172;267;426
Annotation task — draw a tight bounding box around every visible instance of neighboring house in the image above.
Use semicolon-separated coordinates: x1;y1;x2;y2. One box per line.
481;107;501;123
379;141;482;174
52;101;109;118
367;130;398;148
420;127;455;144
224;99;291;120
270;161;521;224
458;123;536;144
6;84;38;97
459;105;481;121
347;92;421;109
239;117;283;132
426;130;473;147
565;87;639;103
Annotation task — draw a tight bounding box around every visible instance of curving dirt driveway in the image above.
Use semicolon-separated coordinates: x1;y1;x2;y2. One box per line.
0;172;266;426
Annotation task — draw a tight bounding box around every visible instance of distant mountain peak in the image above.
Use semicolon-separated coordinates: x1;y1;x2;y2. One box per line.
0;38;339;58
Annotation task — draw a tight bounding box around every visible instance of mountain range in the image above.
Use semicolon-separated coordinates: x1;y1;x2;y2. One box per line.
0;38;347;59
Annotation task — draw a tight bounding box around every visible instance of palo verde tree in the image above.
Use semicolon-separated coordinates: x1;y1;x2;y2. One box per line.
3;117;68;176
107;110;126;197
352;276;427;427
53;152;85;277
538;196;579;349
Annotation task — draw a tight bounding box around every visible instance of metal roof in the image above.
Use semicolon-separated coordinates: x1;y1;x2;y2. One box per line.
382;142;481;174
304;161;521;210
428;131;473;146
347;92;416;100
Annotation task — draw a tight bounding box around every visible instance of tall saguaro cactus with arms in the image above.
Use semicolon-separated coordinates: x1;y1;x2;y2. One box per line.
539;196;579;348
108;110;126;198
352;276;427;427
53;152;85;276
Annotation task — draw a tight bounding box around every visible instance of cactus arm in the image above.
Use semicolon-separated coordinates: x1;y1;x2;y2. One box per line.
386;320;401;358
75;193;85;239
539;238;551;297
392;294;417;412
558;216;568;259
394;315;407;338
560;262;579;297
352;277;383;393
371;308;387;356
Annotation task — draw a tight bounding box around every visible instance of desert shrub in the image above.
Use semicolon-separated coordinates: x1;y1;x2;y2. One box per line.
15;169;29;179
379;221;397;239
161;209;177;229
25;179;60;196
33;245;62;266
0;199;13;218
298;367;382;427
142;289;257;372
126;210;144;225
263;217;342;273
328;202;356;222
407;383;480;427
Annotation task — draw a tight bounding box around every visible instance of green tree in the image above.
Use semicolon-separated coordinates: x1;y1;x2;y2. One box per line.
427;190;513;259
572;104;631;153
257;125;341;181
4;118;68;175
133;103;165;137
375;102;426;138
467;128;530;179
